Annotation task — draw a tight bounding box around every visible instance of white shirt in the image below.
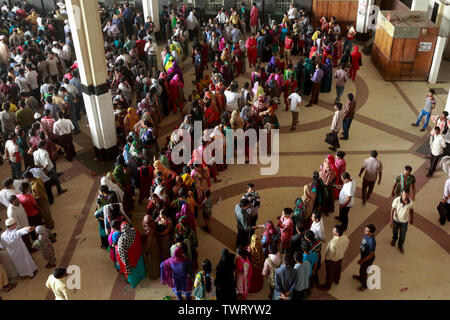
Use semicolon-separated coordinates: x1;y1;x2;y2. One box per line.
53;118;74;136
62;83;78;97
46;274;69;300
224;90;242;112
0;188;18;207
288;92;302;112
331;109;345;133
391;196;414;223
288;7;298;20
25;70;39;90
33;148;54;172
339;179;356;207
7;203;29;228
144;42;157;55
5;140;19;162
430;134;446;156
29;167;50;183
310;219;326;242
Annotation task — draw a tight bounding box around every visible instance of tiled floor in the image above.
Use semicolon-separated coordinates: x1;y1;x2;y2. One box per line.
1;42;450;300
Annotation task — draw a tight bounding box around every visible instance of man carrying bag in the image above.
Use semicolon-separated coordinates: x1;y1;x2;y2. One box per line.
326;103;344;151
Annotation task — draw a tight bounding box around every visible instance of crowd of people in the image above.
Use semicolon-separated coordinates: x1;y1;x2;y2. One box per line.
0;0;448;301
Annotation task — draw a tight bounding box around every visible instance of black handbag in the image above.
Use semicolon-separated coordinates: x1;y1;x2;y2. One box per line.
325;132;340;148
437;201;448;225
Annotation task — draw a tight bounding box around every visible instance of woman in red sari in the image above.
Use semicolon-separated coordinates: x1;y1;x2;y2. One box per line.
333;35;343;67
233;44;243;77
349;45;361;81
246;34;258;68
138;160;154;205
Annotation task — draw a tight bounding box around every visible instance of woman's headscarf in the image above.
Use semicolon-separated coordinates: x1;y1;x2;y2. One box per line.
172;246;187;263
263;220;279;248
186;11;198;30
125;107;139;132
113;165;129;186
249;234;264;270
101;174;124;203
320;155;338;185
267;57;277;73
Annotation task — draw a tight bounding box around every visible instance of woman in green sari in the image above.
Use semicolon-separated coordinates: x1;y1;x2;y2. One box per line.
303;58;314;96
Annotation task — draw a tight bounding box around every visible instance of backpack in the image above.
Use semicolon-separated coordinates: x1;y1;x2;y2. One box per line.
267;258;280;288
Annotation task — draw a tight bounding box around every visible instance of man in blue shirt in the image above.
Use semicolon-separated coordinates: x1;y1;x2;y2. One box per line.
122;3;134;37
293;251;311;300
354;224;376;291
273;254;297;300
306;63;324;107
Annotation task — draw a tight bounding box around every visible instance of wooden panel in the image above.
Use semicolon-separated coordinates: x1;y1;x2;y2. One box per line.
374;27;393;59
327;1;340;19
391;38;405;62
402;39;418;62
338;1;351;21
349;1;358;21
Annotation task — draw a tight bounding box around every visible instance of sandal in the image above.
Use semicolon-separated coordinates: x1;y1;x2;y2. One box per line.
4;282;17;292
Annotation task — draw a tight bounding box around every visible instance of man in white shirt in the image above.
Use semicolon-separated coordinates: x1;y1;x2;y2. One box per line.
144;38;158;78
288;87;302;131
0;218;37;278
0;178;18;208
310;212;326;242
224;82;242;112
33;141;66;195
337;172;355;230
25;64;39;101
53;111;76;162
7;195;29;229
288;3;298;21
15;68;30;94
329;102;345;151
61;78;78;98
427;126;446;177
390;189;414;253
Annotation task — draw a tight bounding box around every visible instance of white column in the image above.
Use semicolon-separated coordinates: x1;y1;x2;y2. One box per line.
65;0;117;156
142;0;160;32
445;87;450;114
428;35;447;84
411;0;429;12
356;0;376;34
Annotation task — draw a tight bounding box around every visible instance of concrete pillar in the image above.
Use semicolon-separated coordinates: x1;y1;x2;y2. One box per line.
445;87;450;114
428;35;447;84
142;0;160;32
356;0;378;38
65;0;117;159
411;0;429;12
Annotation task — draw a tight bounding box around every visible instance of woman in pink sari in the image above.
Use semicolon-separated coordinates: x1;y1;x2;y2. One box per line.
169;74;184;113
235;246;252;300
277;208;293;253
218;37;226;52
334;151;346;199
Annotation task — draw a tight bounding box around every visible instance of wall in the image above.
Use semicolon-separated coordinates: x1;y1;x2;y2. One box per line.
380;0;410;10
